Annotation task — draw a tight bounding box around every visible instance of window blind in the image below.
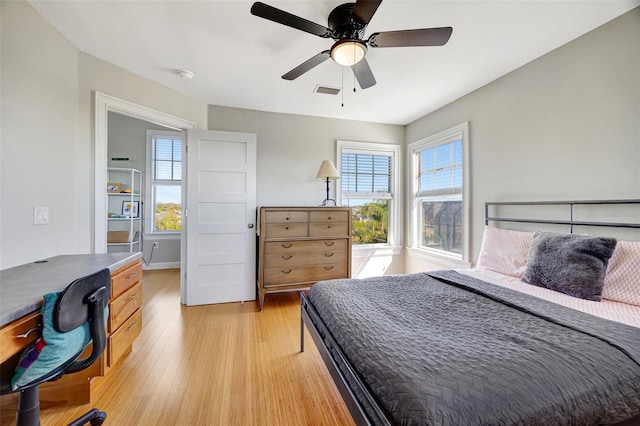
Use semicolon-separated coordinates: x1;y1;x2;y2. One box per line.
341;152;392;197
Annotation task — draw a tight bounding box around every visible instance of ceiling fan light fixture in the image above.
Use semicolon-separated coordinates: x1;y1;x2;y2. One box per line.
330;39;367;66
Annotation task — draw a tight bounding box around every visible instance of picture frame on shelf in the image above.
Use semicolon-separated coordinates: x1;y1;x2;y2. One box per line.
122;201;140;218
107;182;122;193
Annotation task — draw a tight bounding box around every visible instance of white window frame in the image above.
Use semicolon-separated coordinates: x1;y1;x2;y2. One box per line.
145;129;183;237
336;140;401;249
407;123;470;265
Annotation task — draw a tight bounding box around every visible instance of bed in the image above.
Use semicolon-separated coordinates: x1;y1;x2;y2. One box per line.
300;200;640;426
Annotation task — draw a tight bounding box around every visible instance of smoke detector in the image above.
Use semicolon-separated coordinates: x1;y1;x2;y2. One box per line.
177;69;194;80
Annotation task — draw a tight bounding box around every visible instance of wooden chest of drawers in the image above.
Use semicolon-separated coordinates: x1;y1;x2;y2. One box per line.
105;259;142;370
257;207;352;310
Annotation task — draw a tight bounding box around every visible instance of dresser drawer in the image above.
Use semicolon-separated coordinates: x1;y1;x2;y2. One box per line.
265;211;308;223
109;282;142;334
309;222;349;237
265;222;308;238
108;308;142;367
111;260;142;299
309;211;350;223
265;250;347;268
265;263;348;286
265;238;348;253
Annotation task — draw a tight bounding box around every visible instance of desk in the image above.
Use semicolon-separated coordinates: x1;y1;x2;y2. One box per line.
0;253;143;411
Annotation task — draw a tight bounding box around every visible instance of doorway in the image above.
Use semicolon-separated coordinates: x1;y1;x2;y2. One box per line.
94;92;196;254
94;93;257;306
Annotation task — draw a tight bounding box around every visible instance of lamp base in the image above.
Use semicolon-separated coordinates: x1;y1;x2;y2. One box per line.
320;177;337;207
321;198;337;206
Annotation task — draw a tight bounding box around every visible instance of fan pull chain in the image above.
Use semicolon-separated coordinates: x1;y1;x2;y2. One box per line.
353;49;357;93
341;66;344;107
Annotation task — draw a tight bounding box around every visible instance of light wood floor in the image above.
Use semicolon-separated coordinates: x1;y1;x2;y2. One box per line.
6;269;355;426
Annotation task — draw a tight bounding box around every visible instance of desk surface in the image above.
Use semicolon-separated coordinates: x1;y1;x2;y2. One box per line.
0;253;142;327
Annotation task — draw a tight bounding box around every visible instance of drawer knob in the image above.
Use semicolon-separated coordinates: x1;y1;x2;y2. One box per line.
285;226;289;230
281;255;293;260
328;217;331;220
282;269;292;274
126;321;138;332
324;266;334;271
327;225;331;229
126;272;138;279
286;217;290;220
324;252;334;257
126;294;138;302
324;241;335;246
282;243;293;248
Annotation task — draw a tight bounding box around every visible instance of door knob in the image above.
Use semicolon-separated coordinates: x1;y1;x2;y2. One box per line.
248;224;254;228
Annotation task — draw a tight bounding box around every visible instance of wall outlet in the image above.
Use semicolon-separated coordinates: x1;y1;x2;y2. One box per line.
152;242;159;248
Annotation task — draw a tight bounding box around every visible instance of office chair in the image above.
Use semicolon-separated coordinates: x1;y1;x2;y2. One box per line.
0;268;111;426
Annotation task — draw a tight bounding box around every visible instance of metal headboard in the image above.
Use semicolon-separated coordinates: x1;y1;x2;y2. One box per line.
485;200;640;233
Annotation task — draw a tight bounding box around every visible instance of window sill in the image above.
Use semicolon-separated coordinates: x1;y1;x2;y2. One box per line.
352;244;402;258
406;247;471;269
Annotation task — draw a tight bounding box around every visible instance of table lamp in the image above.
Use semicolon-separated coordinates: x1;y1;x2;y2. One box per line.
316;160;340;206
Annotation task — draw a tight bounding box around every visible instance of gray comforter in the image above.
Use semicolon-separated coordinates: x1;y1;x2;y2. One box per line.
307;271;640;426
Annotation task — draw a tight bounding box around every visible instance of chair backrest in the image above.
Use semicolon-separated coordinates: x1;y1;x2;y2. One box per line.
55;268;111;375
54;268;111;332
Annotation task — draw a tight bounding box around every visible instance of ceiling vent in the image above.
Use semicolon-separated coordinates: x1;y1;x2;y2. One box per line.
314;85;341;95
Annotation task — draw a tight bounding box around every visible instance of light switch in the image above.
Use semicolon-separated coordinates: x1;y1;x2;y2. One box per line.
34;206;49;225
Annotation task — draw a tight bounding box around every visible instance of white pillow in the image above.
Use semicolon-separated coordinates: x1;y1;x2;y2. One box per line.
602;240;640;306
476;226;534;278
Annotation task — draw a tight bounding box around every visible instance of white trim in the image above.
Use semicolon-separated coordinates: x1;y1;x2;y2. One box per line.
142;233;180;241
336;140;402;247
406;247;472;269
407;122;470;261
352;245;402;258
145;129;184;235
94;92;196;253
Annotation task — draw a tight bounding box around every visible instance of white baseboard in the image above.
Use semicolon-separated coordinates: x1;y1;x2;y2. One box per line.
142;261;180;270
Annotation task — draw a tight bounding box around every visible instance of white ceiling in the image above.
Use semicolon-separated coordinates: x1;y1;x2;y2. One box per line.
29;0;639;125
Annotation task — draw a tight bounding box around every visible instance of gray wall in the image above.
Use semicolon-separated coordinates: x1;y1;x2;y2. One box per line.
405;8;640;272
207;105;407;276
208;106;405;207
1;0;80;268
0;0;208;269
2;0;638;275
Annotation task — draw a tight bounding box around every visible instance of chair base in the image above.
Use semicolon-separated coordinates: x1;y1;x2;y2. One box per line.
16;387;40;426
68;408;107;426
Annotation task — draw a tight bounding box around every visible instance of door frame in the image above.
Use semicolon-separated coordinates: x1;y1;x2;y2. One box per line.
93;92;197;252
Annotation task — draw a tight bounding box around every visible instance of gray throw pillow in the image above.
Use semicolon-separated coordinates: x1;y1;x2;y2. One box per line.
522;231;617;301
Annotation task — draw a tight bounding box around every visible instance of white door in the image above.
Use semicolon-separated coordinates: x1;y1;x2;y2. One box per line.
183;129;257;306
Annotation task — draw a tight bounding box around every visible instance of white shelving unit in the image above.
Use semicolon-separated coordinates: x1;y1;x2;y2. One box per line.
107;168;142;253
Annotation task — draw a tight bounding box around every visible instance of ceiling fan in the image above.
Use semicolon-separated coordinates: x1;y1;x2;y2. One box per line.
250;0;453;89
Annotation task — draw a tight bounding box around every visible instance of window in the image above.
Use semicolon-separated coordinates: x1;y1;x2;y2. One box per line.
409;123;469;260
337;141;400;246
146;130;183;233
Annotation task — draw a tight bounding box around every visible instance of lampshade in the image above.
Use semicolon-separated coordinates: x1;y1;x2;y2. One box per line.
316;160;340;180
330;40;367;67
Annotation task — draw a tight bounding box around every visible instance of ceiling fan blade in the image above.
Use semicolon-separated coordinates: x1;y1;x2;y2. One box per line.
282;51;331;80
351;58;376;89
351;0;383;25
251;2;331;38
368;27;453;48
